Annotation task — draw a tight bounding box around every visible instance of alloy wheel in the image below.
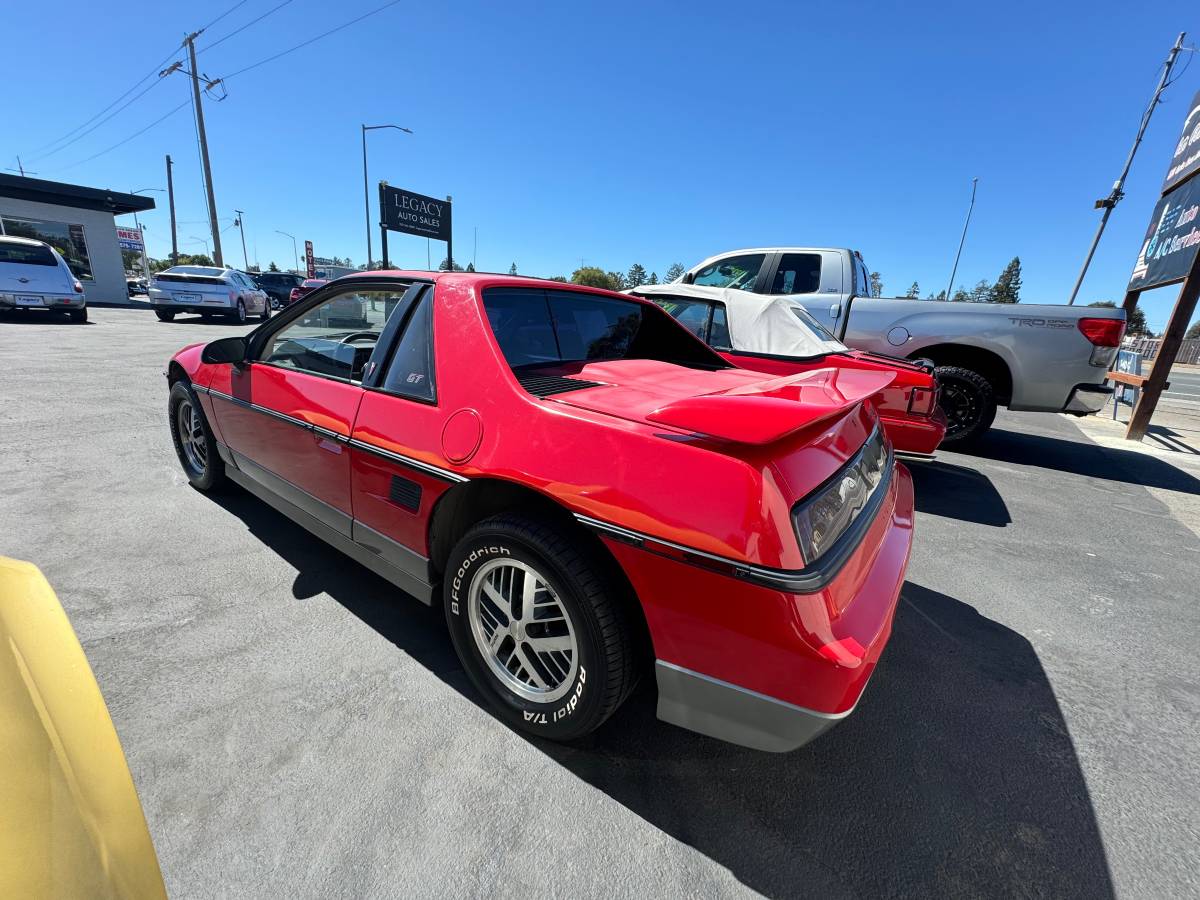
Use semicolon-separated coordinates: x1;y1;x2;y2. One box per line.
176;399;207;475
941;380;980;439
467;558;578;704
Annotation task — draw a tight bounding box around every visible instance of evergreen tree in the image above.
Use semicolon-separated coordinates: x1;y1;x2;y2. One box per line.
869;272;883;297
665;262;685;283
990;257;1022;303
626;263;647;288
438;257;464;272
951;285;970;302
1186;319;1200;340
969;279;992;303
648;272;659;284
607;271;626;290
547;275;568;282
509;262;518;275
268;261;279;272
466;262;476;272
905;281;919;298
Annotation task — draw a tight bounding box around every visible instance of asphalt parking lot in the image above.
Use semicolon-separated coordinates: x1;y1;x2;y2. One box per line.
2;307;1198;899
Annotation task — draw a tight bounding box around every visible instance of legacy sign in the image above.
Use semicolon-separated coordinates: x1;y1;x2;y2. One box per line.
1128;173;1200;291
1163;89;1200;194
380;185;451;241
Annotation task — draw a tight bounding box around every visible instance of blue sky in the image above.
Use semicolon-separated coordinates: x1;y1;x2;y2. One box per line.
3;1;1197;329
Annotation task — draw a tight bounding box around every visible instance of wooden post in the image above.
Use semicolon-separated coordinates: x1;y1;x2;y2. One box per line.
1125;252;1200;440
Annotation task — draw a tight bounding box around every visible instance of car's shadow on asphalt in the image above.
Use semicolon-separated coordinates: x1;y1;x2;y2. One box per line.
908;460;1010;526
207;486;1114;900
956;426;1200;495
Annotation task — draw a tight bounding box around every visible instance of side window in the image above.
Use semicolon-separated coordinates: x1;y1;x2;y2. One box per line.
771;253;822;295
709;304;732;350
260;288;404;381
654;298;712;341
380;294;436;401
692;254;765;292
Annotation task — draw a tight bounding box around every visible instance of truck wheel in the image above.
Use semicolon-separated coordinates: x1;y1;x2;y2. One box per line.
155;310;175;322
936;365;996;444
168;381;225;491
444;513;636;742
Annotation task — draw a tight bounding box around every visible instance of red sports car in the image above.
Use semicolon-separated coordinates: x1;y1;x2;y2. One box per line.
287;278;328;305
166;272;914;751
635;283;947;456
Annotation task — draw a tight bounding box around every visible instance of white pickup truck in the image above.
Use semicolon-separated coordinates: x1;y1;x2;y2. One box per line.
678;248;1127;442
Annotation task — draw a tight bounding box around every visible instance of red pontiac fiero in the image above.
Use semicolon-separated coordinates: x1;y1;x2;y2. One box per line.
166;272;914;752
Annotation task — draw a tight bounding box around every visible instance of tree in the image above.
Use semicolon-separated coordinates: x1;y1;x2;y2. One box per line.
927;290;947;300
665;262;685;283
607;271;626;290
969;279;992;303
869;272;883;298
438;257;464;272
989;257;1022;303
1089;300;1150;336
466;262;476;272
268;261;279;272
571;266;623;291
951;285;970;302
648;272;659;285
626;263;647;288
150;253;212;272
509;262;518;275
1186;319;1200;340
547;275;568;282
905;281;920;298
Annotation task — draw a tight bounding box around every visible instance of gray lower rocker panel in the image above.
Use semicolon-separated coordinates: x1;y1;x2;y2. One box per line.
655;660;850;753
223;456;434;605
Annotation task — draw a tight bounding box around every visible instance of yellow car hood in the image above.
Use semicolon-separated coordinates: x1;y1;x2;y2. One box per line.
0;558;166;899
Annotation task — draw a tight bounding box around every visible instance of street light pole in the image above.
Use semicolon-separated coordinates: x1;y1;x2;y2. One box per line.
276;230;299;274
362;124;412;268
188;235;211;258
234;209;250;270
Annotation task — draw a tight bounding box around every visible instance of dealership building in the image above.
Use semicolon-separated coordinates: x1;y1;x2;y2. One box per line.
0;174;156;303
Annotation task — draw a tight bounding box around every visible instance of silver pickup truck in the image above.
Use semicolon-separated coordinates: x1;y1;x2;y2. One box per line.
679;248;1127;442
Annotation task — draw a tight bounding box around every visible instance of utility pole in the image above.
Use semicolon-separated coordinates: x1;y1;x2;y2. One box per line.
165;155;179;264
1067;32;1186;305
234;209;250;270
185;31;223;266
944;177;978;302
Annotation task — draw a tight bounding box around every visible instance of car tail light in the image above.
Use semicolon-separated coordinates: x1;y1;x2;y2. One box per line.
73;280;84;293
229;290;238;302
907;386;936;416
1077;317;1125;347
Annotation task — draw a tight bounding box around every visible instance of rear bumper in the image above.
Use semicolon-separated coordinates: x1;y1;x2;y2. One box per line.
0;294;84;310
605;464;915;752
880;407;947;456
152;302;234;314
1063;383;1112;415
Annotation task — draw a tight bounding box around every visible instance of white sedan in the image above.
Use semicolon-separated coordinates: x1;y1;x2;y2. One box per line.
150;266;270;324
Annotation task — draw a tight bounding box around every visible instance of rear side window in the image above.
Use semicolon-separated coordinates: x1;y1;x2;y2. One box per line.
0;242;57;266
655;297;712;340
772;253;822;295
380;295;436;401
709;304;732;350
482;287;726;371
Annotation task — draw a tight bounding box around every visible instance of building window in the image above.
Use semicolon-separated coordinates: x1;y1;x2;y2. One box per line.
0;216;94;280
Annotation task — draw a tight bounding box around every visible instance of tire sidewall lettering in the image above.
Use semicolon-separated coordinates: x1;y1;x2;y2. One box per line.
449;543;511;615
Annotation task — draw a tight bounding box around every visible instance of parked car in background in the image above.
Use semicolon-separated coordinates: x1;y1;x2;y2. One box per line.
165;273;914;752
0;557;167;898
288;277;328;305
634;283;947;456
679;248;1127;442
254;271;304;308
150;265;271;324
0;236;87;323
126;276;149;296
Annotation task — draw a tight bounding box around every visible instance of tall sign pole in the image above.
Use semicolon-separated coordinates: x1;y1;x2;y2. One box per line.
165;154;178;264
1066;32;1185;305
184;31;223;266
944;177;978;301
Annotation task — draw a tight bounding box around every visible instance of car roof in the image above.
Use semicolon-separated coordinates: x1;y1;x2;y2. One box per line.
340;270;657;305
0;235;50;247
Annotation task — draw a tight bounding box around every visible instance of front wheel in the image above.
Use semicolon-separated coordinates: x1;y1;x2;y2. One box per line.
444;514;636;742
168;381;225;490
155;310;175;322
936;365;997;444
229;299;247;324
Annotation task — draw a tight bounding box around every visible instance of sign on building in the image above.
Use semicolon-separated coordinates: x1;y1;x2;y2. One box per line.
1127;173;1200;291
379;186;451;241
1162;89;1200;194
116;225;144;252
304;240;315;278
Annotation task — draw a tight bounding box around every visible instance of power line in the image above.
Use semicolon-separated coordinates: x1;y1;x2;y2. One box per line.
198;0;296;55
200;0;252;31
221;0;404;82
56;99;191;172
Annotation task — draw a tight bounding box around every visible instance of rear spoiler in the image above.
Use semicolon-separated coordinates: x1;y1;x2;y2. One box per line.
646;368;894;445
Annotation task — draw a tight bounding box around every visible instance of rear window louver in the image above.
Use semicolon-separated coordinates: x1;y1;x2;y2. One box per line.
516;373;603;397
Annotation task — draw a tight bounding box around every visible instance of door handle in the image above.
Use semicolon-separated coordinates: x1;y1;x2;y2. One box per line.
829;303;841;319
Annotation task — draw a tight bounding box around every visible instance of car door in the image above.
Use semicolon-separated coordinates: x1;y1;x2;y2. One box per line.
346;284;459;593
772;250;849;334
209;283;406;535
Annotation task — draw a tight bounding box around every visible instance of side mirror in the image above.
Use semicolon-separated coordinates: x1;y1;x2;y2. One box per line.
201;336;248;365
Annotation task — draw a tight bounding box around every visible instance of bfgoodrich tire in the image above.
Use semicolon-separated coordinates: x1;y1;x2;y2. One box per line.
444;514;636;742
936;365;997;444
168;381;225;491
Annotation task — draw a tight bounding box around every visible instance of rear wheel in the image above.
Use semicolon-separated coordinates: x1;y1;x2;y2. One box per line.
444;514;636;742
168;381;225;490
936;365;997;444
68;308;87;323
155;310;175;322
